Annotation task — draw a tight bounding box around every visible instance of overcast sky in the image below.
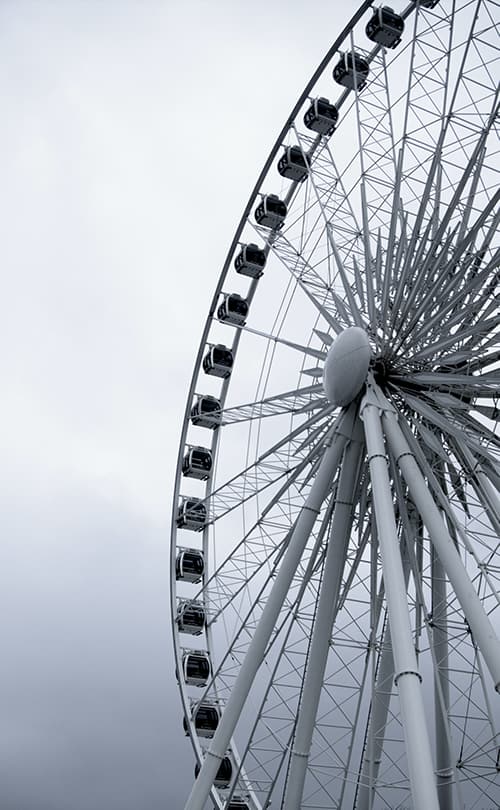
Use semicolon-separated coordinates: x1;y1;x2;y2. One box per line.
0;2;359;807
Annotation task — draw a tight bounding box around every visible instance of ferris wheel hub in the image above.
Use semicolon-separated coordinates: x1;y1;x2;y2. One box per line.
323;327;371;406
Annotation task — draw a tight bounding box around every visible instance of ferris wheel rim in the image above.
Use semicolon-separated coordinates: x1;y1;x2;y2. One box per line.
171;2;500;809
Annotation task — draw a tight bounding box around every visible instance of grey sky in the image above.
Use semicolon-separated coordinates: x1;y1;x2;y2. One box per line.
0;2;358;807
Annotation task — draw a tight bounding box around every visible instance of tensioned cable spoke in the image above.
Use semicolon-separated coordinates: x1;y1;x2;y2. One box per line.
184;412;353;810
202;408;333;523
174;4;499;808
218;383;328;425
283;425;364;810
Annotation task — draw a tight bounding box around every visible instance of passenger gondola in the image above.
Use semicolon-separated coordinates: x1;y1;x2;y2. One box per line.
277;145;310;182
202;344;234;378
366;7;404;48
175;548;204;582
227;800;250;810
195;756;233;788
183;651;211;686
234;243;267;278
217;293;249;326
189;702;220;738
333;52;370;91
176;600;206;635
303;96;339;136
254;194;287;229
176;497;207;531
190;395;222;429
182;446;213;480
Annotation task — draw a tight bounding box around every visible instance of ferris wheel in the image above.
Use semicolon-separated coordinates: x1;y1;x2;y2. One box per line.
170;1;500;808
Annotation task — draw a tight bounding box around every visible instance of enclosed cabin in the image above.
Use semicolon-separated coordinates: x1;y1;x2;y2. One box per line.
182;446;212;480
234;243;267;278
366;7;404;48
183;702;220;738
277;146;310;182
217;293;249;327
177;497;207;531
333;52;370;91
183;650;211;686
190;395;222;429
227;800;250;810
175;548;204;583
203;344;234;379
254;194;287;230
411;0;440;6
195;756;233;788
176;600;206;635
303;97;339;136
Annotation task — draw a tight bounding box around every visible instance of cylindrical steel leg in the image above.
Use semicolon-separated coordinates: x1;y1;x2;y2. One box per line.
283;428;364;810
383;410;500;692
361;400;440;810
432;547;454;810
184;416;352;810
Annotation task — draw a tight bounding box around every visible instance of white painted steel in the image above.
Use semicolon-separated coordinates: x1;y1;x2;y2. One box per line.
431;547;454;810
283;422;364;810
184;417;352;810
383;408;500;693
173;2;499;807
360;391;440;810
323;328;371;406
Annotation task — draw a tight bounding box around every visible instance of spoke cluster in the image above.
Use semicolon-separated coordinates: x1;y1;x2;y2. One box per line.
172;2;499;809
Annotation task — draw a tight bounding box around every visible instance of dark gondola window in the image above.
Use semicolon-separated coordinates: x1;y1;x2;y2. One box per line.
182;447;212;479
193;704;220;737
195;756;232;787
304;97;338;136
333;52;370;91
177;601;206;634
184;652;211;683
190;395;222;428
366;7;404;48
278;146;310;182
175;549;204;582
217;294;249;324
234;243;267;278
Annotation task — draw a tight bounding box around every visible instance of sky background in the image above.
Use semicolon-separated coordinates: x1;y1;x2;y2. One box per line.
0;2;358;807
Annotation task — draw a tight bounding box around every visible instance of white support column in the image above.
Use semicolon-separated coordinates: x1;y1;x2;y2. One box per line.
431;546;454;810
357;624;394;810
184;411;354;810
360;390;440;810
383;409;500;693
282;426;364;810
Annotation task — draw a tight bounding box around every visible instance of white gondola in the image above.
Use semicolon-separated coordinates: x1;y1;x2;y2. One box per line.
333;52;370;91
176;497;207;531
227;799;249;810
195;756;233;788
277;146;310;182
217;293;249;326
234;243;267;278
183;650;211;686
202;344;233;378
183;702;220;738
254;194;287;229
303;96;339;136
182;446;212;480
176;600;206;635
366;6;404;48
190;394;222;429
175;548;204;583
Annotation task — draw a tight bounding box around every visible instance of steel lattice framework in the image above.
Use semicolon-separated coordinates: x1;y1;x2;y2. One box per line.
171;2;499;809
